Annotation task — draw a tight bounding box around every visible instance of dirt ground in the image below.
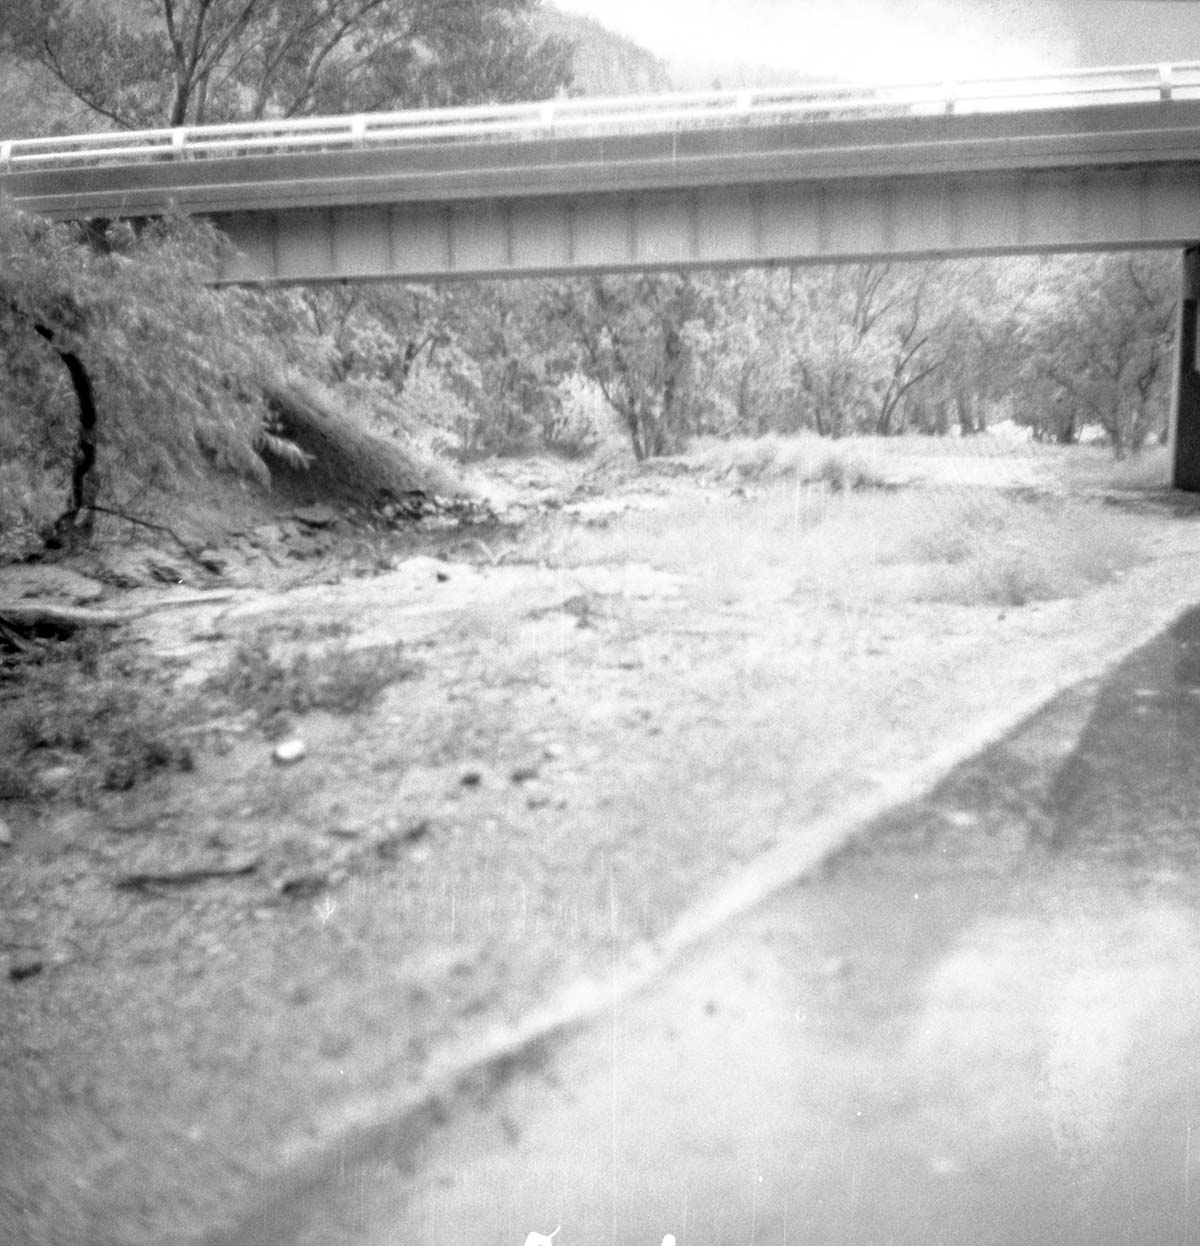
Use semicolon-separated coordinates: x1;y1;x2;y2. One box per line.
4;448;1200;1246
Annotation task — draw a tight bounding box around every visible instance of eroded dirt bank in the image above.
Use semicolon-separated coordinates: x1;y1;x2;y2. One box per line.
3;457;1200;1245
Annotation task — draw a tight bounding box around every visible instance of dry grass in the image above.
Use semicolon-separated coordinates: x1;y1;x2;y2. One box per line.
205;634;419;738
878;491;1143;606
0;626;420;803
1058;443;1172;491
261;376;467;506
524;474;1145;612
0;633;193;801
682;432;890;489
682;428;1177;493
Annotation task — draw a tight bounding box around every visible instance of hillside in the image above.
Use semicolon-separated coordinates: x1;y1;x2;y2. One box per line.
537;7;671;95
542;0;1200;95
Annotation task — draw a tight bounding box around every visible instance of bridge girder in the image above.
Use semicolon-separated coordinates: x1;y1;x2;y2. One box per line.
208;166;1200;284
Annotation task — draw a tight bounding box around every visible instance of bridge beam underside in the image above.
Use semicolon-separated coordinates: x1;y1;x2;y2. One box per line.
214;167;1200;284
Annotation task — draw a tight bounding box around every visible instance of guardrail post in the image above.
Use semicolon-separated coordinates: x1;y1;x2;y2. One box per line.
171;128;187;159
1171;247;1200;490
0;141;11;170
1159;64;1174;103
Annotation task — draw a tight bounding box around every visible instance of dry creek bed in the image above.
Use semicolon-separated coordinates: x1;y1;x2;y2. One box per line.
3;460;1200;1245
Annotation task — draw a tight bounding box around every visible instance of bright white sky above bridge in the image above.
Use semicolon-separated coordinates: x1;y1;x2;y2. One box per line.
552;1;1200;86
553;0;1066;83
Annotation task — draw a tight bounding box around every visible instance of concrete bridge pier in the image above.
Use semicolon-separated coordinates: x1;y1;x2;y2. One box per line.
1171;247;1200;492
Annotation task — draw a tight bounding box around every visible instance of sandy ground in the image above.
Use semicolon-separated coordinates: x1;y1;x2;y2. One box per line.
3;451;1200;1245
298;611;1200;1246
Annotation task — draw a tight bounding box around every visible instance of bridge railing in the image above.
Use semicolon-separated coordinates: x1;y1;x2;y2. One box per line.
4;60;1200;171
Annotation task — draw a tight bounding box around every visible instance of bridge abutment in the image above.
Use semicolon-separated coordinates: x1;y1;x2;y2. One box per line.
1171;247;1200;492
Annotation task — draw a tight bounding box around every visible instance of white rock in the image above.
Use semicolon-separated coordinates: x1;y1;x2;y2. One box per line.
272;738;307;766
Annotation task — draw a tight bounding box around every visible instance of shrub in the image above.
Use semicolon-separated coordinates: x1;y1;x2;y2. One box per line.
0;199;289;539
208;636;418;736
816;450;887;493
0;632;193;801
897;494;1143;606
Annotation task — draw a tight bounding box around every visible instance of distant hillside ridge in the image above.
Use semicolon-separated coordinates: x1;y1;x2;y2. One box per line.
536;8;672;96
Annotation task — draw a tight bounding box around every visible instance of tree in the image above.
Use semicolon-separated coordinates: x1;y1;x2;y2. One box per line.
695;270;802;437
1;0;578;526
7;0;573;130
283;280;576;459
875;261;1017;438
555;274;717;461
1004;253;1175;452
652;265;950;443
434;281;576;458
0;198;289;541
780;264;942;438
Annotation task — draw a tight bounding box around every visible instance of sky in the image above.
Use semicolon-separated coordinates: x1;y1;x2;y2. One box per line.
551;0;1200;86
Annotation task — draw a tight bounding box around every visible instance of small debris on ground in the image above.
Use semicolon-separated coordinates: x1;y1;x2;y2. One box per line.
277;872;331;900
114;859;261;892
374;819;433;859
272;738;307;766
292;504;341;529
148;559;187;585
195;550;228;575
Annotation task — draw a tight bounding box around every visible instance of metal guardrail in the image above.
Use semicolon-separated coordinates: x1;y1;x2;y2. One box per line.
3;60;1199;171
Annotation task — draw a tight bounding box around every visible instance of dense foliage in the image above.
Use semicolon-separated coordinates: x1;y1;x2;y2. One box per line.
5;0;573;127
283;255;1176;463
0;201;287;538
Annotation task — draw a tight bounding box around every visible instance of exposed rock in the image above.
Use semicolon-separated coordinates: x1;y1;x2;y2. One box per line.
272;738;307;766
148;559;188;586
38;764;81;796
195;550;229;575
292;504;341;529
374;819;432;859
277;872;329;899
284;981;313;1006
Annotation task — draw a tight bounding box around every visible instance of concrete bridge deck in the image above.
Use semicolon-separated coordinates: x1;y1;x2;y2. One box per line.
4;63;1200;281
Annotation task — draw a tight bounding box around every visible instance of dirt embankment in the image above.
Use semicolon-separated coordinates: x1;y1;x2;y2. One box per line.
3;449;1200;1246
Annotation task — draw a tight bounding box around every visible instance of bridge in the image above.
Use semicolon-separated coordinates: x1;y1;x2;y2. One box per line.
5;61;1200;487
6;63;1200;281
